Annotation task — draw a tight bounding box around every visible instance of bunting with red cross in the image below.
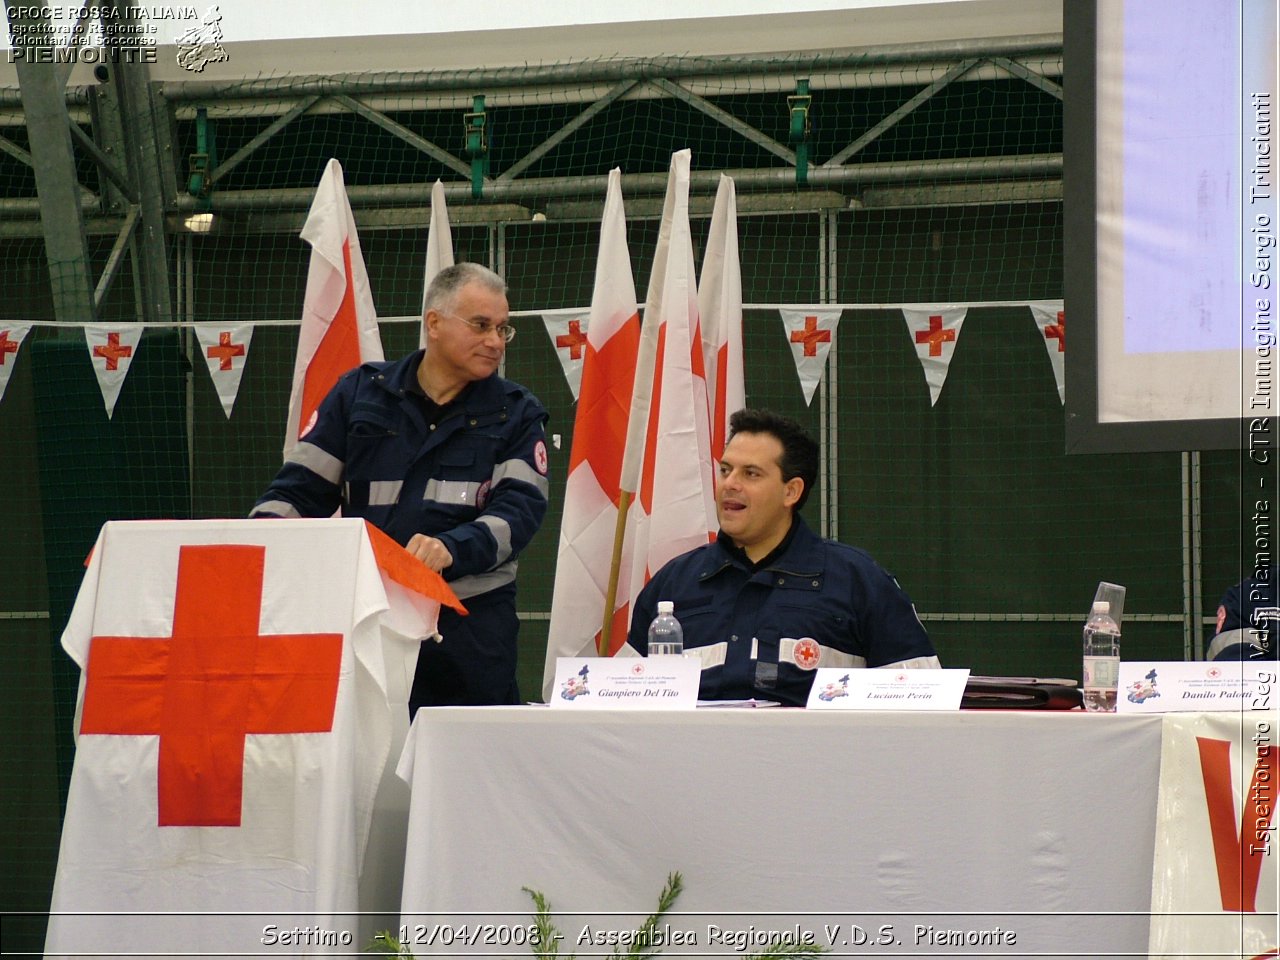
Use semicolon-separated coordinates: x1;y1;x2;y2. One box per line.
541;312;592;400
83;324;144;418
780;307;842;405
193;324;255;418
0;322;32;405
903;306;968;406
1029;300;1066;404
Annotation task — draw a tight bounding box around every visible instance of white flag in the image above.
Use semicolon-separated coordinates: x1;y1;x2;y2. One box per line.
0;322;32;404
193;324;254;418
1029;300;1066;404
541;312;591;400
284;159;383;459
698;174;745;460
418;179;455;350
84;324;144;418
780;307;841;405
617;149;717;617
542;170;642;698
903;306;968;406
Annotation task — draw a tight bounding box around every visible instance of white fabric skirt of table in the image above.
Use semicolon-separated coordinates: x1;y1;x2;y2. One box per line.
399;708;1162;959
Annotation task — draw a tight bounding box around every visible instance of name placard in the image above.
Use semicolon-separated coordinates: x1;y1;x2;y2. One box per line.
806;668;969;710
1115;661;1277;713
550;656;700;710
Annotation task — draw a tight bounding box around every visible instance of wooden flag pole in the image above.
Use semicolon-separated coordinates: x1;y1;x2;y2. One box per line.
599;490;634;655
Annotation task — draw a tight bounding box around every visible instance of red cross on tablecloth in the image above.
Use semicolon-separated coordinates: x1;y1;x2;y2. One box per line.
914;314;956;357
92;332;134;370
0;330;18;365
790;315;831;357
79;544;343;827
1043;311;1065;352
206;331;247;370
556;319;588;360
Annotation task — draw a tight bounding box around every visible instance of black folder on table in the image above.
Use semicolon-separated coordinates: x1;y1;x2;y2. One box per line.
961;675;1083;710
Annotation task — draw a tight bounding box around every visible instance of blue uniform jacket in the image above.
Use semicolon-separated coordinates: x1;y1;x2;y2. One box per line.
253;350;550;707
626;517;938;705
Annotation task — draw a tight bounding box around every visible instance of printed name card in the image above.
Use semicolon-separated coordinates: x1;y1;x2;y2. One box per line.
806;667;970;710
1116;661;1277;713
550;656;700;710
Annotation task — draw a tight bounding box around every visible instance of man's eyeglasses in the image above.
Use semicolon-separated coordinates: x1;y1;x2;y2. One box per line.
439;311;516;343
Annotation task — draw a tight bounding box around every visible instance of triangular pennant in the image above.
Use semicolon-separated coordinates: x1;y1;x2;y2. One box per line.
84;324;144;418
780;308;842;405
0;322;33;404
419;179;455;350
903;306;969;406
193;324;255;418
1029;300;1066;404
541;312;591;400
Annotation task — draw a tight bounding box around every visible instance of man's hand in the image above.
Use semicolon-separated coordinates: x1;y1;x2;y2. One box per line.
406;534;454;573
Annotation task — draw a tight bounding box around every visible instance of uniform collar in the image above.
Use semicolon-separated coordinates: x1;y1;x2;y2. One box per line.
703;514;822;579
375;350;507;414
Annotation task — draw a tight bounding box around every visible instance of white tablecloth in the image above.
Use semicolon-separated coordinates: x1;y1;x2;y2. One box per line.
399;708;1164;959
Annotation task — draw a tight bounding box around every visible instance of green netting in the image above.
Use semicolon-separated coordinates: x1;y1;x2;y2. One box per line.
0;47;1256;948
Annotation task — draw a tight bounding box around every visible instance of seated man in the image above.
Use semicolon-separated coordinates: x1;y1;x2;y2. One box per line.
626;408;938;705
1208;568;1280;660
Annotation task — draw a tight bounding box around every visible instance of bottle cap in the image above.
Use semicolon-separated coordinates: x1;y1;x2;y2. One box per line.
1091;600;1110;616
657;600;674;615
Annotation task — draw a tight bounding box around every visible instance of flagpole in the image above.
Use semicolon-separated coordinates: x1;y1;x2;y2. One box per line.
599;490;633;655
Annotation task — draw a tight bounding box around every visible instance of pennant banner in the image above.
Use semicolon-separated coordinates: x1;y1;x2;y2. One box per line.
0;322;32;405
543;169;642;698
193;324;254;418
285;158;384;457
1029;300;1066;404
698;174;745;460
1148;711;1279;958
541;312;591;401
903;306;968;406
780;308;842;405
419;179;455;349
84;324;144;418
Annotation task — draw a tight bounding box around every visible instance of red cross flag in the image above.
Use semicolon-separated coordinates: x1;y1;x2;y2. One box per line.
83;323;144;418
780;307;842;405
542;169;642;697
698;174;745;461
45;518;454;957
284;159;384;459
193;323;254;417
0;322;32;405
541;311;592;399
418;178;455;350
903;306;968;406
1029;300;1066;404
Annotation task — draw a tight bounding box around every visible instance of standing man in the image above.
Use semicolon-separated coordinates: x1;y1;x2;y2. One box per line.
253;262;550;710
627;408;937;705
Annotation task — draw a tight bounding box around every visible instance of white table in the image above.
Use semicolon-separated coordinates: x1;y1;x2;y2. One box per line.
399;708;1164;959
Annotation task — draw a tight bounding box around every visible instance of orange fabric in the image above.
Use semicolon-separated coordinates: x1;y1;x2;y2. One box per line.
364;522;467;614
80;544;343;827
299;238;361;441
567;311;641;503
1196;735;1278;913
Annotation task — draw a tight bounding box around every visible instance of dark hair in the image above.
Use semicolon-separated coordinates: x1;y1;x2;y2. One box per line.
727;408;819;510
423;262;506;316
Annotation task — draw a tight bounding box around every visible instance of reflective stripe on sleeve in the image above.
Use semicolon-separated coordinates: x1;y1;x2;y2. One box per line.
475;515;513;564
286;441;344;484
491;457;550;498
450;560;518;599
250;500;302;519
684;641;727;670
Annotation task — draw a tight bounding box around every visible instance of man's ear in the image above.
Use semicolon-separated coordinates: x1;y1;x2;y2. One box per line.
423;309;440;341
783;476;804;509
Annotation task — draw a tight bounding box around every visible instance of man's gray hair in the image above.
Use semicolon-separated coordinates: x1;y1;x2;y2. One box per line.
423;262;507;315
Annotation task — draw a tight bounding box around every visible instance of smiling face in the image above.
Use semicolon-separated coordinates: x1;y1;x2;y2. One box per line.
421;280;509;396
716;430;804;561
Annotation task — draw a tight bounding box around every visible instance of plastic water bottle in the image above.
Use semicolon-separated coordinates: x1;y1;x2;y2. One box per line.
647;601;684;656
1082;600;1121;712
